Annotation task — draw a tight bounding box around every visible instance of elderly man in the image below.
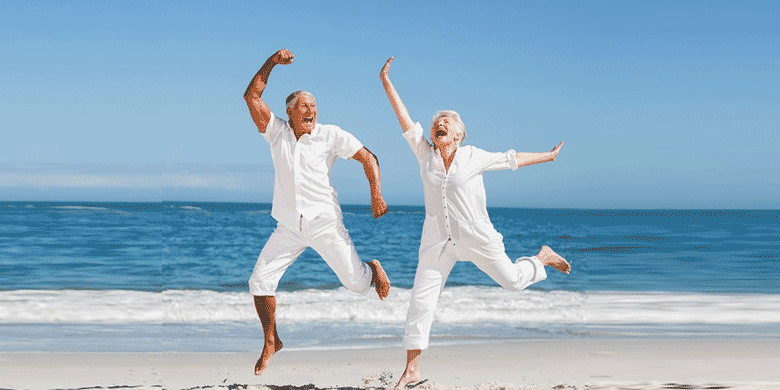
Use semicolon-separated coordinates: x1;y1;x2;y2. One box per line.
243;48;391;375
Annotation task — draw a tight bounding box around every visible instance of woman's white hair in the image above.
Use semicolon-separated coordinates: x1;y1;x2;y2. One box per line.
431;110;467;145
285;90;314;110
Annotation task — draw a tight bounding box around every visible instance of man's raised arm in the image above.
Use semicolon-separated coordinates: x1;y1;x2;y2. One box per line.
244;49;294;133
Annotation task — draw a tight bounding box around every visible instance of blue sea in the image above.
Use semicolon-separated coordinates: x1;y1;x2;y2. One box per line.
1;202;778;352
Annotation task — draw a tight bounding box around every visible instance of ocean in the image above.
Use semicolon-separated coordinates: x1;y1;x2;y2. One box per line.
1;202;778;352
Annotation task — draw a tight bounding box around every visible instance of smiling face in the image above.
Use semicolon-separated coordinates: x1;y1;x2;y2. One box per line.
430;114;464;150
286;92;317;136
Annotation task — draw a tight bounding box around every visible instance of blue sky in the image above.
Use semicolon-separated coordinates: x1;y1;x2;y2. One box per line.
1;0;778;208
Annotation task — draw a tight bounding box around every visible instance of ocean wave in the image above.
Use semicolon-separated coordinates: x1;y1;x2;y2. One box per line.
51;205;109;211
1;288;778;325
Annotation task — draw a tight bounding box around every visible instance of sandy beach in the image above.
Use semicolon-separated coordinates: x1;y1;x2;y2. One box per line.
2;338;779;390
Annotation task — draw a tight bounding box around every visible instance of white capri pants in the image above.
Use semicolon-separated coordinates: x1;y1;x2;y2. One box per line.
403;239;547;350
248;214;373;296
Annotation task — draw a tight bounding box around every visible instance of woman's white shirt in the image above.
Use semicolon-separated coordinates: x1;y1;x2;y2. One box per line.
403;122;518;263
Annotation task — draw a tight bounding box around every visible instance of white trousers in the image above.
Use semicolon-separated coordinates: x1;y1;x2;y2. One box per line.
403;239;547;350
248;214;372;296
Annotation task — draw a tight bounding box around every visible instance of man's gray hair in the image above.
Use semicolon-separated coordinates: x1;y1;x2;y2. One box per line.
286;90;314;110
431;110;467;145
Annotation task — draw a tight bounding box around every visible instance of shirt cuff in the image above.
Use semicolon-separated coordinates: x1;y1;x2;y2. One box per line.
403;122;424;141
346;143;364;159
506;149;518;171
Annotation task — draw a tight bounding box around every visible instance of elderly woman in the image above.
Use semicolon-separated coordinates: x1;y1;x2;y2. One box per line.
380;57;571;388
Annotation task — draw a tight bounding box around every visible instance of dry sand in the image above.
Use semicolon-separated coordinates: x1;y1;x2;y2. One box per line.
2;338;779;390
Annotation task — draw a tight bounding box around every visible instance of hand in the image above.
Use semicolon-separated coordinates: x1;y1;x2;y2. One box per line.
550;141;564;161
271;49;294;65
380;56;393;80
371;195;389;219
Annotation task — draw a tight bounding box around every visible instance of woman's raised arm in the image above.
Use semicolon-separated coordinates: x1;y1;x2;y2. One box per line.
380;57;415;132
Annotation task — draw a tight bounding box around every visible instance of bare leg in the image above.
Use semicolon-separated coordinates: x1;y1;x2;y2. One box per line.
394;349;422;389
368;259;391;300
253;295;283;375
537;245;571;274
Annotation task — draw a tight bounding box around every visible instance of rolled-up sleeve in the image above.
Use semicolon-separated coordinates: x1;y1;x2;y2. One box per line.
474;147;518;172
403;122;431;161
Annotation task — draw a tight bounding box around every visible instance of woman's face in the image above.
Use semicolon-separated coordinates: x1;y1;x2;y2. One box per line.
431;116;461;149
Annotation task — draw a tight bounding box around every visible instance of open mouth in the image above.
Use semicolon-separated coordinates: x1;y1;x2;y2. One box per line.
303;117;314;123
435;129;447;137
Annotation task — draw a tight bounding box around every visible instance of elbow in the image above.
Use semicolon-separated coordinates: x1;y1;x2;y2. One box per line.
364;147;380;169
244;89;261;103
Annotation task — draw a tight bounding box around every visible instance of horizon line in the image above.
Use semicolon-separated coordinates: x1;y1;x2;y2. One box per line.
0;200;778;211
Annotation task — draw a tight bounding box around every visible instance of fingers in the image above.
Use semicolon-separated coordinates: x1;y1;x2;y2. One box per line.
373;203;389;219
380;56;394;77
273;48;294;65
372;198;389;219
373;208;388;219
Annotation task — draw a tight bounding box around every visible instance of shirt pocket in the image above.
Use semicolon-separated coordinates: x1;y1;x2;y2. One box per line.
302;142;329;166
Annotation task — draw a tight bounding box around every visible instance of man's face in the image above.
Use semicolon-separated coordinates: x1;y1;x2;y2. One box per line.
431;116;460;148
287;94;317;134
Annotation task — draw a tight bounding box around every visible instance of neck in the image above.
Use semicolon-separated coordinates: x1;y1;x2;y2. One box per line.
438;143;458;164
290;123;311;140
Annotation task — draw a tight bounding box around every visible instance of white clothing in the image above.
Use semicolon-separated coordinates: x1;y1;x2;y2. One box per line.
248;213;372;296
401;122;547;350
263;112;364;230
249;112;370;296
403;241;547;350
403;122;520;265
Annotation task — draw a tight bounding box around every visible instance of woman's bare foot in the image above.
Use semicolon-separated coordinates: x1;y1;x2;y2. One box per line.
395;349;422;389
537;245;571;274
254;335;283;375
368;259;390;300
394;366;422;389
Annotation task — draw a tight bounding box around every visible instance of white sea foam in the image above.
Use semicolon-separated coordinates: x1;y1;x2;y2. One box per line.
51;205;108;210
0;288;778;325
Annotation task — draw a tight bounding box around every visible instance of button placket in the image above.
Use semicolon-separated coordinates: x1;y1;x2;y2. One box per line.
293;138;304;212
442;175;452;240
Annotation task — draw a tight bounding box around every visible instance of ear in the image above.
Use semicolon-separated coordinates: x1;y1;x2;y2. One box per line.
286;106;293;119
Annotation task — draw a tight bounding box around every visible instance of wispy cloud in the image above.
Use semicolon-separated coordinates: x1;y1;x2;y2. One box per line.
0;163;275;201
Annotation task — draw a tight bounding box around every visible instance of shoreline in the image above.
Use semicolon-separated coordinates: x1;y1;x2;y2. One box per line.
3;338;779;390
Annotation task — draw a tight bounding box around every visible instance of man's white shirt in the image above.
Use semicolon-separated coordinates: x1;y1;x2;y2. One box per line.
262;112;363;230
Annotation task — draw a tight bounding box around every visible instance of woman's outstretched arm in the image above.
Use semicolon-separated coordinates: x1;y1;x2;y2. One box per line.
380;57;415;132
515;141;564;167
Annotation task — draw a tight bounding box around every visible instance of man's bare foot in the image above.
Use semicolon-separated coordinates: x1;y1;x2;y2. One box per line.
537;245;571;274
254;336;283;375
368;259;390;300
394;367;422;389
